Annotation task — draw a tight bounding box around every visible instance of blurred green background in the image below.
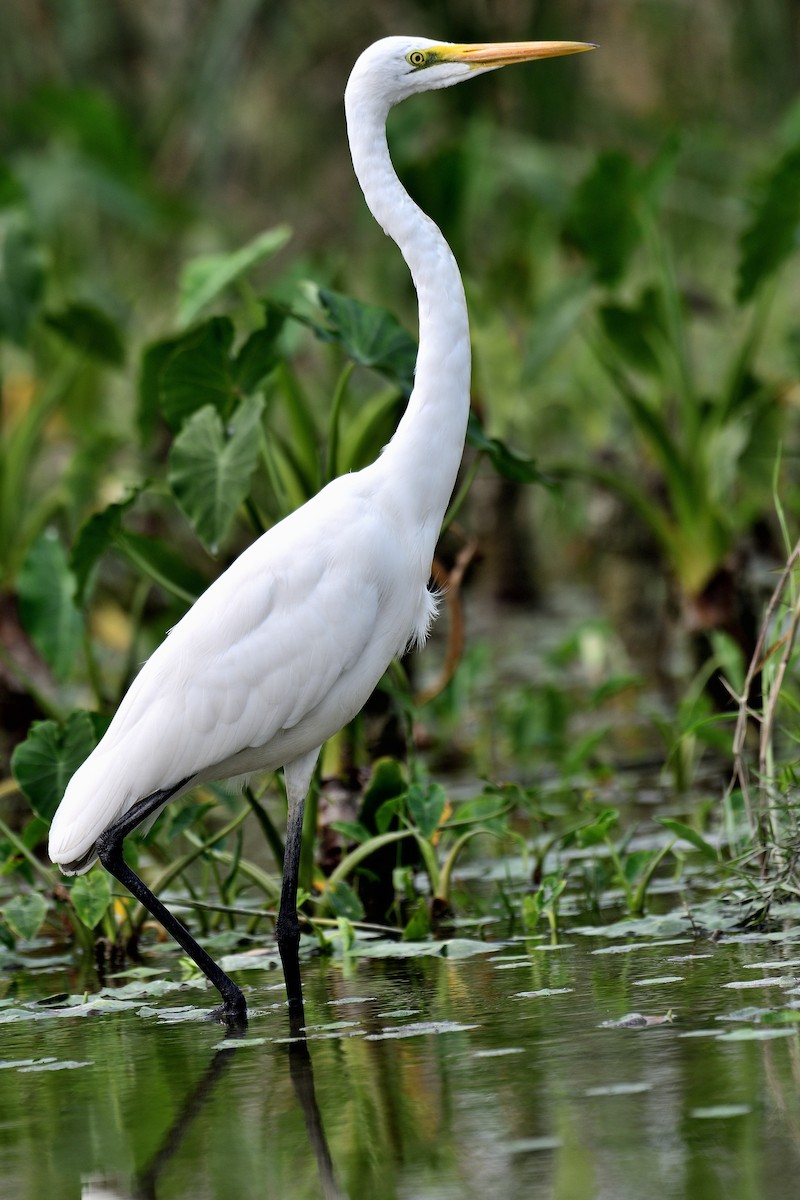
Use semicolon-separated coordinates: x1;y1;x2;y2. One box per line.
2;0;800;942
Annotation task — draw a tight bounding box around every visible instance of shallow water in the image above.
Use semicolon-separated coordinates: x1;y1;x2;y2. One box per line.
2;919;800;1200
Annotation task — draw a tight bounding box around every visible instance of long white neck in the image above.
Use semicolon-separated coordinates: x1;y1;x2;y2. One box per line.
345;86;471;548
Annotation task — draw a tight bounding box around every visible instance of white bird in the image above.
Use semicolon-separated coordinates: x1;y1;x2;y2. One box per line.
48;35;593;1024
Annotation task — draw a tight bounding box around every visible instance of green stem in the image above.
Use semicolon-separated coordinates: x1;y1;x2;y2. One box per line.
0;814;56;886
244;785;285;869
326;361;355;483
442;453;482;534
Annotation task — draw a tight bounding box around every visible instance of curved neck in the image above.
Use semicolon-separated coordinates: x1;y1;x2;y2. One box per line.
345;90;471;544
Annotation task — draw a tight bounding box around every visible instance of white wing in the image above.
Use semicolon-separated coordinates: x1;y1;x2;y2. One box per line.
49;473;429;869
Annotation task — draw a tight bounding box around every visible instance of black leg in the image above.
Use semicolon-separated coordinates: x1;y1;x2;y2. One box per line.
95;784;248;1027
275;795;305;1026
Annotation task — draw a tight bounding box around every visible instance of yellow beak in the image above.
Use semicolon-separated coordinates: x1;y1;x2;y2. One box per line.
437;40;596;67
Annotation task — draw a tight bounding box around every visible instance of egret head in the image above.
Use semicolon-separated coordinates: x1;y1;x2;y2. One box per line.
345;35;595;113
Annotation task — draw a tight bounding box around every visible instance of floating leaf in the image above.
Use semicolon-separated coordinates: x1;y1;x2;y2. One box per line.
690;1104;753;1117
178;226;291;326
43;302;125;365
11;711;99;823
168;394;265;551
17;530;83;682
3;893;47;941
70;871;112;929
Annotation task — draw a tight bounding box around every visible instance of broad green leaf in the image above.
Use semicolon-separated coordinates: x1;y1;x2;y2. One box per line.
168;394;265;552
0;218;45;344
360;757;408;831
737;143;800;304
234;307;285;392
466;412;547;485
159;317;236;430
178;225;291;326
11;712;99;823
375;797;405;836
4;893;47;941
44;302;125;366
407;782;446;840
70;870;113;928
572;808;619;849
564;151;642;286
329;820;372;845
18;530;83;682
657;818;718;861
403;900;431;941
0;162;24;208
138;332;192;438
312;288;416;392
324;878;365;922
599;288;664;374
70;488;142;604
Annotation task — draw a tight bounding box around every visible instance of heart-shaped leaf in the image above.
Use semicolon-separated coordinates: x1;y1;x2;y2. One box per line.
3;893;47;941
17;530;83;682
168;394;265;552
11;712;100;823
70;870;112;929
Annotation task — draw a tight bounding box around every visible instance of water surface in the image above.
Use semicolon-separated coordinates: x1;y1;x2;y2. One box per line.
2;924;799;1199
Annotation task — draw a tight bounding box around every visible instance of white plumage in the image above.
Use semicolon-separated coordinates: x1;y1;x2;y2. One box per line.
47;35;593;1021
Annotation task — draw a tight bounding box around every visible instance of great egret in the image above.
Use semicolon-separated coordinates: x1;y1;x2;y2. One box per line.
48;35;593;1024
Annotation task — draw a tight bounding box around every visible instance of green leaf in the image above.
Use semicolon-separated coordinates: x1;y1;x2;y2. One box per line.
466;412;547;484
737;143;800;304
311;288;417;392
70;870;112;929
407;782;446;840
360;757;408;831
43;302;125;366
168;394;265;552
17;530;83;682
3;893;47;941
329;820;372;845
0;218;45;344
0;162;25;208
656;818;719;862
599;288;664;374
138;332;191;438
159;317;236;430
233;307;285;392
178;225;291;326
564;151;642;286
11;712;99;823
572;808;619;849
70;488;142;604
324;878;365;922
403;899;431;941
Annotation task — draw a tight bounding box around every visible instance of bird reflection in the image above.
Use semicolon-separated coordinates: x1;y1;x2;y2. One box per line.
82;1006;342;1200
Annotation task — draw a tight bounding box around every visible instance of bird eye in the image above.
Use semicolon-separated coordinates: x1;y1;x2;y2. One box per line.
406;50;427;68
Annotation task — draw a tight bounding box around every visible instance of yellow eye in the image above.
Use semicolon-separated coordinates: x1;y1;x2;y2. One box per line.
407;50;427;67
